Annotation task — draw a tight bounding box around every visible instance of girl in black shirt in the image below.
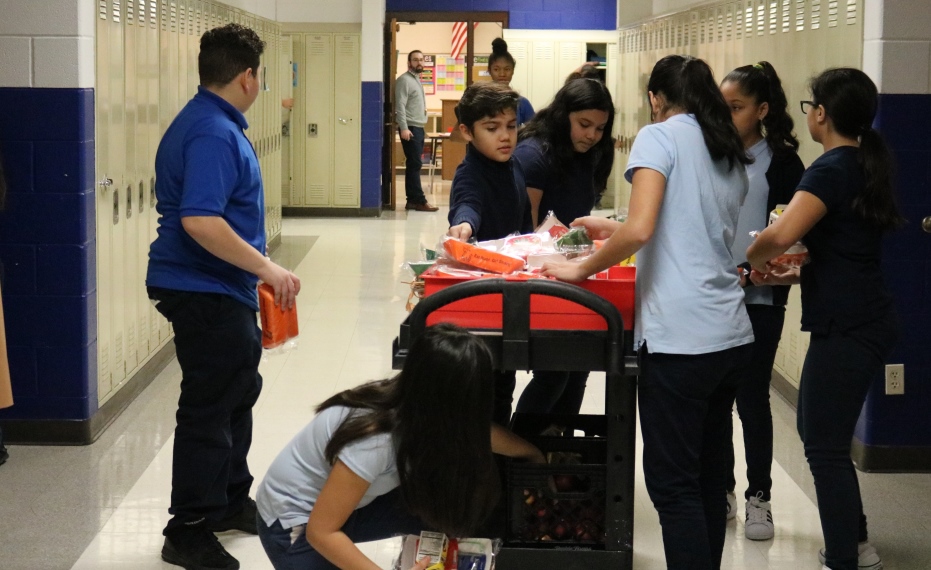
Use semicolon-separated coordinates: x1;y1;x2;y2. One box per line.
748;68;903;570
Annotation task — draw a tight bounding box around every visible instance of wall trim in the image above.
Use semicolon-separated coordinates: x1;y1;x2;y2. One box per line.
0;342;175;445
283;206;381;217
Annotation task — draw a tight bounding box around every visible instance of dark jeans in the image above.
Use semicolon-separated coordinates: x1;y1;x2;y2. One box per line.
515;371;590;415
257;489;424;570
148;287;263;534
798;316;897;570
724;304;785;501
493;370;517;426
400;126;426;204
638;342;753;570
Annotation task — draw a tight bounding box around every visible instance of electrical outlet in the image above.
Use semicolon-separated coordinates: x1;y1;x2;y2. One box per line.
885;364;905;395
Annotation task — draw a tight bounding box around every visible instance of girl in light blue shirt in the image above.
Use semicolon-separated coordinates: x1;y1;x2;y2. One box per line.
543;55;754;569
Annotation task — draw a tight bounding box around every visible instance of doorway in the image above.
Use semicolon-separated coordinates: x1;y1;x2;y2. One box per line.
382;11;508;210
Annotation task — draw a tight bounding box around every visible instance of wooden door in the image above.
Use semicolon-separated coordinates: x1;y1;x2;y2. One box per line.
383;18;398;209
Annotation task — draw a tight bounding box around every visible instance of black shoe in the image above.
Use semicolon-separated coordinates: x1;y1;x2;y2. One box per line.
405;201;439;212
162;522;240;570
0;446;8;467
207;497;258;535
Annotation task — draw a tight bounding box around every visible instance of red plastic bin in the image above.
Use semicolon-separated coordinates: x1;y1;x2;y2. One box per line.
422;265;635;331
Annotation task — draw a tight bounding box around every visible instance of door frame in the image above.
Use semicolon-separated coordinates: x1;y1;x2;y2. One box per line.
381;11;509;208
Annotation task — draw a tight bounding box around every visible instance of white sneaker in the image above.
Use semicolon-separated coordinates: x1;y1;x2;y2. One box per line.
818;541;883;570
726;492;737;521
744;493;774;541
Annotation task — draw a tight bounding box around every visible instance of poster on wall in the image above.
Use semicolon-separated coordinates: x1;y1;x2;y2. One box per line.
420;54;436;95
473;55;491;83
434;56;466;92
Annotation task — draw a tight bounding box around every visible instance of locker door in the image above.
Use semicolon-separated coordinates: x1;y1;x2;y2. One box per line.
332;34;360;207
123;1;140;375
303;34;334;207
529;40;556;110
506;40;531;109
556;41;584;92
108;0;128;390
135;1;150;362
96;0;114;400
288;34;303;206
280;34;293;207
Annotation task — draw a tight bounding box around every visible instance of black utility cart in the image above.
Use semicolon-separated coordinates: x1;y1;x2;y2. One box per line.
392;278;639;570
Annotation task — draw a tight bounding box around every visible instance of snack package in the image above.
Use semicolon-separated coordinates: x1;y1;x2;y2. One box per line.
535;210;570;238
442;236;525;274
555;226;594;255
749;230;810;269
416;531;449;570
396;536;498;570
258;283;299;351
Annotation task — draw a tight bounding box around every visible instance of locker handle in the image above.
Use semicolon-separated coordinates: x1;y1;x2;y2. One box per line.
126;185;133;220
150;177;156;208
338;117;350;125
113;189;120;225
138;181;145;214
99;177;113;194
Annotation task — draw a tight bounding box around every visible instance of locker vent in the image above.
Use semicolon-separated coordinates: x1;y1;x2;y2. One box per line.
828;0;839;27
127;0;134;25
561;43;580;60
534;43;553;60
796;0;806;30
744;2;754;36
716;8;723;42
511;42;527;60
782;0;791;32
139;317;148;356
336;185;356;206
113;0;122;23
756;0;765;35
811;0;821;29
307;185;327;204
726;6;734;40
337;37;357;55
114;332;124;367
308;38;328;55
150;1;157;27
99;0;107;20
845;0;856;25
170;1;177;32
769;0;777;33
179;3;186;35
128;327;136;363
100;344;110;382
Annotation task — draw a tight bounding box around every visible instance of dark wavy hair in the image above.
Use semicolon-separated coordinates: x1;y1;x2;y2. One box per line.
456;81;520;132
519;78;616;189
723;61;799;155
198;23;265;87
809;68;904;230
648;55;751;169
317;323;499;537
489;38;516;68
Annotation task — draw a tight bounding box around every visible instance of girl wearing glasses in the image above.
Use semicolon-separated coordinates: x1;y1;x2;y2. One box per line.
542;55;754;569
747;68;902;570
718;61;805;541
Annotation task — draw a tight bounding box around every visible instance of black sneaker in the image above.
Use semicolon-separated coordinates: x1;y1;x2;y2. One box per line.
207;497;258;535
162;522;240;570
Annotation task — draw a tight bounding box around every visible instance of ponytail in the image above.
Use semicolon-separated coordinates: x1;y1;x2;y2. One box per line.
648;55;751;169
723;61;799;155
809;67;904;231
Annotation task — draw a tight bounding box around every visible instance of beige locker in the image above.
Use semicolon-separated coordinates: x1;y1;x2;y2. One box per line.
303;34;334;206
529;40;556;109
333;34;361;207
507;40;531;105
556;41;584;91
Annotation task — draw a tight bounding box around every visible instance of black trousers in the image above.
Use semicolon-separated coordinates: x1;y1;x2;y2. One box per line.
638;342;752;570
724;304;785;501
400;126;426;204
149;287;263;533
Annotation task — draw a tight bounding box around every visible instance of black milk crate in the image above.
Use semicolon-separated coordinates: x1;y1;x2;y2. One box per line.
506;413;608;548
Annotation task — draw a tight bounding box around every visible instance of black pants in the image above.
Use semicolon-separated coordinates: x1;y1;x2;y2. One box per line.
514;371;590;415
724;304;785;501
638;342;752;570
798;316;897;570
400;126;426;204
149;287;263;534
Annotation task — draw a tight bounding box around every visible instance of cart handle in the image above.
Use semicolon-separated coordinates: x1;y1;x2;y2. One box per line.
408;278;624;372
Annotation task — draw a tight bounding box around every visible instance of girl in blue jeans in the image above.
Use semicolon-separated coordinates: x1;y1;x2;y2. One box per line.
255;324;543;570
748;67;902;570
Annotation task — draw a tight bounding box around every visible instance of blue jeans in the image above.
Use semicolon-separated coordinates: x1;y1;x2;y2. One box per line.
798;316;897;570
400;126;426;204
638;342;752;570
257;489;425;570
724;304;785;501
515;371;590;415
148;288;263;533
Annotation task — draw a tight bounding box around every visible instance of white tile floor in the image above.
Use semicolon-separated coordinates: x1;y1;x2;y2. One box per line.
3;179;927;569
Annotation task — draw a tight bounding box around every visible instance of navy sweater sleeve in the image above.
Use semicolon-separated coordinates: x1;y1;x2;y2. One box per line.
448;162;484;235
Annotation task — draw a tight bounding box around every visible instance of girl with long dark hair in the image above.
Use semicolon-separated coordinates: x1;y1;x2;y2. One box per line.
718;61;805;540
255;324;543;570
543;55;754;569
748;68;902;570
511;77;615;418
488;38;535;126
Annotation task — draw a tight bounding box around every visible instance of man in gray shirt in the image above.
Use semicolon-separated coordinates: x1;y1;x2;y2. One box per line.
395;50;438;211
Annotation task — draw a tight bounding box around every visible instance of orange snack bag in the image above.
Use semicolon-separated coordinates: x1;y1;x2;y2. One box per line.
443;238;525;274
258;283;299;349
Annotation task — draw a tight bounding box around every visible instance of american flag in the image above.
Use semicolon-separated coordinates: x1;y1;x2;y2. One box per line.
451;21;478;60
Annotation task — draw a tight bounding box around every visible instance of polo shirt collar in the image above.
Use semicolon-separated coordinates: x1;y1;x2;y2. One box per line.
196;85;250;130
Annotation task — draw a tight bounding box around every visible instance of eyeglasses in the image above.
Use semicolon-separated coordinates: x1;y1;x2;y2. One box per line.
800;100;818;114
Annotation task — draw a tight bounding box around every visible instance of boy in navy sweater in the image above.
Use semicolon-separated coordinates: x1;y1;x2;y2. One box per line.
446;81;532;426
448;82;532;243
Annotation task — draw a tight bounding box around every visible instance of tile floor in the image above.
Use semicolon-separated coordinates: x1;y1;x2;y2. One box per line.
1;180;930;569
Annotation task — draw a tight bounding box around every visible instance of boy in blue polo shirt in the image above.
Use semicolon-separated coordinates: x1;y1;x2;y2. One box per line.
146;24;300;570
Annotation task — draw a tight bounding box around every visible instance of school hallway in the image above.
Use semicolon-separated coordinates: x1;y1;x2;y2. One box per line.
0;199;928;570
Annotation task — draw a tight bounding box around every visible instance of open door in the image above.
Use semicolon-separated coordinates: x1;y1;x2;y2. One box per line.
382;18;399;209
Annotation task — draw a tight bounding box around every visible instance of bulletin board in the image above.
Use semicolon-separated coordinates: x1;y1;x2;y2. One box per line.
434;55;467;92
472;55;491;83
420;54;436;95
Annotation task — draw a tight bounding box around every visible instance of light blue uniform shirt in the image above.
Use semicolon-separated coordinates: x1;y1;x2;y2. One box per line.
625;114;754;354
256;406;399;530
732;139;774;306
